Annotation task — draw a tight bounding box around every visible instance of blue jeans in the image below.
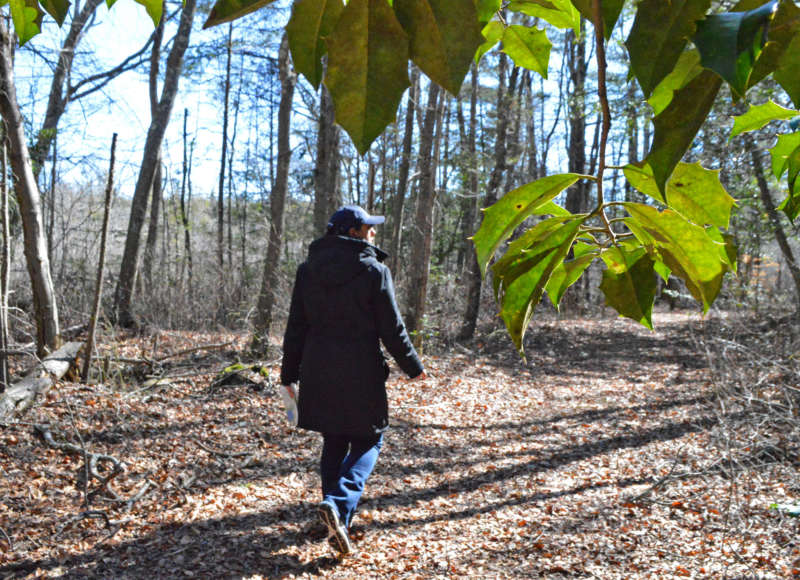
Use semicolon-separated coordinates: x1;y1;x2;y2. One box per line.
320;432;383;528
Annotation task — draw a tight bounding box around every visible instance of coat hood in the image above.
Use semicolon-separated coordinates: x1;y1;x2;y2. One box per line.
306;235;388;287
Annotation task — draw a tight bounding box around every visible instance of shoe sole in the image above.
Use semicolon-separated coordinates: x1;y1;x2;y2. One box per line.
318;503;352;555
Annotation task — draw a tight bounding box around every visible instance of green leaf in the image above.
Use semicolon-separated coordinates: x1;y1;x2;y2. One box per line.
507;0;579;35
692;0;777;97
476;0;500;23
545;244;596;308
204;0;276;27
472;173;588;276
624;203;730;311
625;0;711;98
475;19;503;63
771;503;800;517
773;33;800;107
286;0;344;89
645;69;722;194
9;0;42;45
40;0;69;25
599;246;657;329
325;0;410;155
777;187;800;221
570;0;624;39
532;199;572;217
394;0;484;95
730;100;799;138
624;162;736;228
502;25;551;78
705;226;738;270
769;131;800;178
647;50;703;116
492;217;586;354
135;0;162;26
749;0;800;88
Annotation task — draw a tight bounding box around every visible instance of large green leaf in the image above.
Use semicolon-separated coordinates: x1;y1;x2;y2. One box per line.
730;100;798;138
570;0;624;39
476;0;501;22
645;69;722;194
647;50;703;116
472;173;588;276
692;0;777;97
508;0;579;35
475;19;504;63
493;217;586;354
394;0;484;95
624;162;736;228
599;246;657;329
770;131;800;178
204;0;275;27
135;0;162;26
502;25;551;78
9;0;42;45
545;242;597;308
771;132;800;221
749;0;800;88
773;33;800;107
40;0;69;25
624;203;729;311
625;0;711;98
286;0;344;89
325;0;410;155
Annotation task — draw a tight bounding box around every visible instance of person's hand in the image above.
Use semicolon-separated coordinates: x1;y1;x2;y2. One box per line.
407;371;428;382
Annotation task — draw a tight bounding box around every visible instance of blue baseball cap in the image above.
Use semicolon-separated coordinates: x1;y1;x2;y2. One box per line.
327;205;385;234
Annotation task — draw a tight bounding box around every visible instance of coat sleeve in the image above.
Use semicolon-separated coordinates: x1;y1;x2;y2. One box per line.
280;264;309;385
374;265;424;378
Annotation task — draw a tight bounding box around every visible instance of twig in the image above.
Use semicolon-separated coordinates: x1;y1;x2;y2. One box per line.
65;399;90;508
0;525;12;551
154;341;234;363
193;437;255;458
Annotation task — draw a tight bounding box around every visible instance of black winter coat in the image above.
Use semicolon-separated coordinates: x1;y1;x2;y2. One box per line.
280;235;423;436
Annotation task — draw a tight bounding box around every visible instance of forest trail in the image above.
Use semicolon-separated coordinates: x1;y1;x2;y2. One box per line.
1;312;795;578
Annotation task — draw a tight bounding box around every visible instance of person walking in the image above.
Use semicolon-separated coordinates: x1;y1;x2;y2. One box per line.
280;205;426;555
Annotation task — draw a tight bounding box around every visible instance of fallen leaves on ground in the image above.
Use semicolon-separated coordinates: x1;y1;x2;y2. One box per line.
1;312;799;578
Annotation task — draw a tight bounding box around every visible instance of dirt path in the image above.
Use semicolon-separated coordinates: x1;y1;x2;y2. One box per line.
1;313;796;578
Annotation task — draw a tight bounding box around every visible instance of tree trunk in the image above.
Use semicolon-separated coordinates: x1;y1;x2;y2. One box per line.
312;84;340;236
142;5;166;295
405;81;441;346
114;0;197;328
181;110;194;300
82;134;117;383
565;23;588;214
458;64;481;340
389;67;419;274
747;136;800;311
0;19;60;355
1;131;8;390
459;53;515;340
217;24;233;274
252;33;296;352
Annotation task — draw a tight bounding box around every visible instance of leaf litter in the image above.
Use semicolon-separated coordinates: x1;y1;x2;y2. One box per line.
0;312;798;578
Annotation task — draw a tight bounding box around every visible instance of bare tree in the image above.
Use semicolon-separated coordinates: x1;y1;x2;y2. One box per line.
0;16;60;355
252;33;296;352
114;0;198;328
312;84;341;237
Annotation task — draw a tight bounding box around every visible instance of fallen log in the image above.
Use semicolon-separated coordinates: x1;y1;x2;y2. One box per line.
0;341;83;422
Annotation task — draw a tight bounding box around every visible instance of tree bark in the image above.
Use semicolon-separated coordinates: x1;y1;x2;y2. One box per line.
405;81;441;346
0;18;60;355
0;342;82;422
252;33;296;352
1;130;8;390
217;24;233;274
180;109;193;300
747;136;800;311
312;84;340;236
459;54;516;340
114;0;197;328
82;134;117;383
389;67;419;274
565;23;589;214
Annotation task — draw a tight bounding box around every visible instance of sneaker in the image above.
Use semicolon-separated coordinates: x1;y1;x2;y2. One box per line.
317;501;352;555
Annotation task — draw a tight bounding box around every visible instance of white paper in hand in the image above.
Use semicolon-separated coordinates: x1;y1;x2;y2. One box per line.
279;383;299;427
